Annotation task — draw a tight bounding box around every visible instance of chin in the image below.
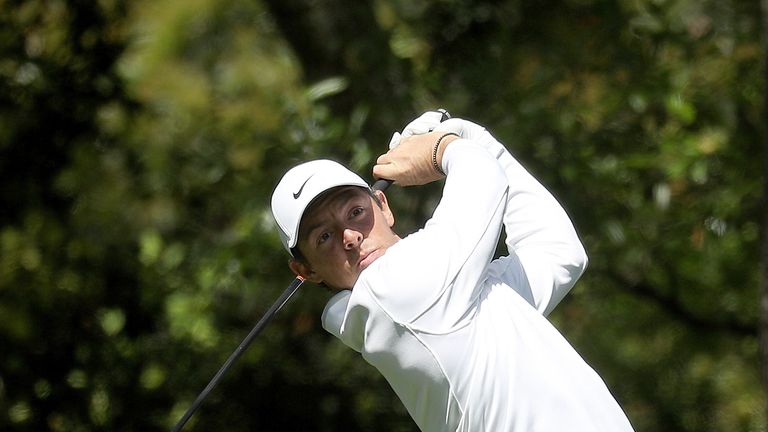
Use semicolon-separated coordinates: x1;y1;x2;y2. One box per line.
327;278;356;292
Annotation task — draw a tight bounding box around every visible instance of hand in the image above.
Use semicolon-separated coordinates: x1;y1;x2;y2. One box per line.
435;118;514;171
433;117;487;140
388;110;447;149
374;131;459;186
389;112;490;148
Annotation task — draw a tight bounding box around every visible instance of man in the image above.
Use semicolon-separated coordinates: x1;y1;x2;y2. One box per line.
270;112;634;431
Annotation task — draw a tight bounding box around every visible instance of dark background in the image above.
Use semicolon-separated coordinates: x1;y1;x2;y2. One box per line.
0;0;765;430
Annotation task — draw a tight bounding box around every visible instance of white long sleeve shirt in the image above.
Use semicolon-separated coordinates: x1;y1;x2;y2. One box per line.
322;138;634;431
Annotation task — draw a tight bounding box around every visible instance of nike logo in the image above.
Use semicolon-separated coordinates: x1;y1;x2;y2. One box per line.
293;175;314;199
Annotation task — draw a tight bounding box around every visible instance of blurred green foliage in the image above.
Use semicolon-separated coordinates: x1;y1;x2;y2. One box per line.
0;0;764;430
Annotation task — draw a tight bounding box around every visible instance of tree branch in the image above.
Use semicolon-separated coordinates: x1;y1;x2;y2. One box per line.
261;0;413;133
610;275;757;337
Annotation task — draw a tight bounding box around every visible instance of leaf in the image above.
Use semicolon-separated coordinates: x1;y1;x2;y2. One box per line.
305;77;349;101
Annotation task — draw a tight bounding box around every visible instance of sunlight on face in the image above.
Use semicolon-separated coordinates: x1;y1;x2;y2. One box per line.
292;187;399;291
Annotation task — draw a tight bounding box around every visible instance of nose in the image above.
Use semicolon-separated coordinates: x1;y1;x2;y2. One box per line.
343;228;363;250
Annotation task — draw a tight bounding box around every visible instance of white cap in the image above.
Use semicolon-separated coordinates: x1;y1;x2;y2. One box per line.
271;159;369;254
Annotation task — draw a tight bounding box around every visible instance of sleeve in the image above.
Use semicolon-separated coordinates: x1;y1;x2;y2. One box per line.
477;131;588;316
321;290;353;345
366;138;508;326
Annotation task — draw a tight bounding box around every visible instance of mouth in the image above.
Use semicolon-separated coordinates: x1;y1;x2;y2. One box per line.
357;249;381;271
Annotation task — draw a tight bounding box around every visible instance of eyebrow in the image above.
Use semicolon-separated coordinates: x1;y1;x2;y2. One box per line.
304;221;325;240
301;188;367;242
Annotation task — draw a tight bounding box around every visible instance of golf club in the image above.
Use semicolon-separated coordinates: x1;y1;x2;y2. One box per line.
169;276;304;432
170;109;450;432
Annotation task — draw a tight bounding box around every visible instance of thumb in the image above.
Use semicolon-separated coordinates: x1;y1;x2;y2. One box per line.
372;161;397;183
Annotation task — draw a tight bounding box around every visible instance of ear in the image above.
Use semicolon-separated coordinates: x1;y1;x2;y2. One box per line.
373;190;395;228
289;258;323;284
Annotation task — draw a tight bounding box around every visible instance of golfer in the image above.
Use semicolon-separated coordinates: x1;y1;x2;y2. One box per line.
271;113;634;431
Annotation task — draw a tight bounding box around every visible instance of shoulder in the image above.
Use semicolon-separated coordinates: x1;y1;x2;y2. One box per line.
357;230;454;322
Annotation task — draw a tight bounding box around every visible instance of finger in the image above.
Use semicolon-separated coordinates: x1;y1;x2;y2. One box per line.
396;134;416;146
372;163;397;182
376;152;392;164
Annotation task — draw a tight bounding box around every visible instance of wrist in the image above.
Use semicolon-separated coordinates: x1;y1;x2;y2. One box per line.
432;133;459;175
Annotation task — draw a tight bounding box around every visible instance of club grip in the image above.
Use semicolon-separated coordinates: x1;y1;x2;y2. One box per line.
372;109;451;191
372;178;392;191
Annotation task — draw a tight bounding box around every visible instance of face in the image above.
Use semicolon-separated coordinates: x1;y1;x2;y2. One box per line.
289;186;400;291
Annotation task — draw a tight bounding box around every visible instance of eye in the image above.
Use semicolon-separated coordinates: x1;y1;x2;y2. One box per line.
317;231;331;245
351;207;364;218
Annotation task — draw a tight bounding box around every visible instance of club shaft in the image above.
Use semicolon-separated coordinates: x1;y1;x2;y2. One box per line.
170;276;304;432
171;108;451;431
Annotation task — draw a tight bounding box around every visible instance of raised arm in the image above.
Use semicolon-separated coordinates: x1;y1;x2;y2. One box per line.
434;118;588;315
370;132;508;322
390;112;588;315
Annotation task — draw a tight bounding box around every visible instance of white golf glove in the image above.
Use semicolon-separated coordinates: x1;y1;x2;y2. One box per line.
390;110;504;157
388;110;448;149
433;117;488;141
388;110;493;146
432;117;512;169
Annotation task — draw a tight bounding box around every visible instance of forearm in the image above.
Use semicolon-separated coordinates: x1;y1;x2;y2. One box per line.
495;147;587;314
367;138;508;322
428;137;509;281
434;122;587;313
388;114;587;313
